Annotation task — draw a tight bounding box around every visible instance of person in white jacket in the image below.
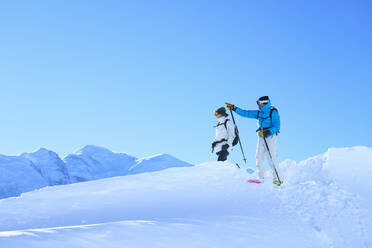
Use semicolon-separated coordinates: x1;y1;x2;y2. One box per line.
212;107;236;162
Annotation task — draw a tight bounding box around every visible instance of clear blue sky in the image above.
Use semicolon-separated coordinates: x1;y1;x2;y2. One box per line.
0;0;371;168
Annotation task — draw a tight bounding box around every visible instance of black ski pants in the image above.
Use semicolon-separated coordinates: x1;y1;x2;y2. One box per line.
217;150;229;162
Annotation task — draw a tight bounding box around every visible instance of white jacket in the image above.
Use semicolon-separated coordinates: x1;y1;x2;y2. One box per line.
213;116;236;154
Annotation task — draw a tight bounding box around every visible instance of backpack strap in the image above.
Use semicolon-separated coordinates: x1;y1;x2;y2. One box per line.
214;138;228;145
270;106;280;135
223;119;229;129
218;118;239;137
216;119;230;129
270;107;278;119
216;119;229;129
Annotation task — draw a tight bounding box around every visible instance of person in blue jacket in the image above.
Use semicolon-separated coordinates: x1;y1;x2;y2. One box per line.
226;96;282;186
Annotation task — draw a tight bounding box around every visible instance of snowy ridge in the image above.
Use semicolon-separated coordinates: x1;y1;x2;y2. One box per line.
0;146;371;247
64;145;138;183
129;153;193;174
21;148;70;186
0;145;192;199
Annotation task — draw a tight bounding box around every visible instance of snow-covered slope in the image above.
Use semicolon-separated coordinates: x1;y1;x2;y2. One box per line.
0;162;325;248
0;146;371;248
279;146;372;248
0;145;193;199
281;146;372;210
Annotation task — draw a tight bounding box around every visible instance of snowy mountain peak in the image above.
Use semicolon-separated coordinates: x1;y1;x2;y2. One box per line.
23;147;60;159
136;153;172;162
34;147;53;153
130;153;193;174
0;146;193;199
21;148;62;164
75;145;116;156
21;148;70;186
63;146;193;183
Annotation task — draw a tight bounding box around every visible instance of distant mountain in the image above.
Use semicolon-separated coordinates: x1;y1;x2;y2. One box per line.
0;154;48;199
0;145;193;199
21;148;70;185
64;145;137;183
129;154;193;174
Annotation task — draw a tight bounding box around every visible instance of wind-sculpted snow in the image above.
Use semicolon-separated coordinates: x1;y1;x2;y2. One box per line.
0;146;371;247
278;146;372;248
0;145;193;199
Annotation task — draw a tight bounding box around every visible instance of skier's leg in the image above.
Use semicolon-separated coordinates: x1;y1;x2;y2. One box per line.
217;150;228;162
266;135;280;181
256;137;266;179
217;151;222;161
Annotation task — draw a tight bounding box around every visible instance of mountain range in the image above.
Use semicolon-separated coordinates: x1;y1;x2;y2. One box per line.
0;145;193;199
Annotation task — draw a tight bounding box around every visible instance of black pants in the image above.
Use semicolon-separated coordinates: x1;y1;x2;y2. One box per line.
217;150;229;162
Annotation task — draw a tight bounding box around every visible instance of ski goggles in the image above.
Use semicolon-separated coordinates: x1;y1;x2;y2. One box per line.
256;100;269;105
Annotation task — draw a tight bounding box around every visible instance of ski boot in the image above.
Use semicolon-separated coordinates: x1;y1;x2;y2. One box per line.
273;180;282;186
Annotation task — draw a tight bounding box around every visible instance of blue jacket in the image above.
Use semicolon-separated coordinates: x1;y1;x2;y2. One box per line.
235;100;280;137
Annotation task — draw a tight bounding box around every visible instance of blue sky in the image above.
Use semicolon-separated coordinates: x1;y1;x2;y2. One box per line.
0;0;371;168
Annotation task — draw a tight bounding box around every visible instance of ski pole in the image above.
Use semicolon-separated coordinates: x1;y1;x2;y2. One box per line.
262;134;281;183
229;109;247;164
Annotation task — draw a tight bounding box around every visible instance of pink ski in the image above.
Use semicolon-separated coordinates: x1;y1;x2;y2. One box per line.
248;179;262;184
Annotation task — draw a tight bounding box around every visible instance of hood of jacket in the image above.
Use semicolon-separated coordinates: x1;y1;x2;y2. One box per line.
259;100;271;116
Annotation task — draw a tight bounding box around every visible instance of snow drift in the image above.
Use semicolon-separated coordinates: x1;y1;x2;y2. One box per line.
0;146;371;248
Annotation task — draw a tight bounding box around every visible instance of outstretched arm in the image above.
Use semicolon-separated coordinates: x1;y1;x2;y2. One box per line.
235;107;259;119
225;102;259;119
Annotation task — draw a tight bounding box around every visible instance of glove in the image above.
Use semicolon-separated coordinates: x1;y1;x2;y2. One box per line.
258;130;271;138
212;142;217;149
221;144;229;151
225;102;236;111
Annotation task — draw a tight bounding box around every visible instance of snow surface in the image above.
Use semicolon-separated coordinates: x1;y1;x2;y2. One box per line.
0;145;192;199
0;146;371;247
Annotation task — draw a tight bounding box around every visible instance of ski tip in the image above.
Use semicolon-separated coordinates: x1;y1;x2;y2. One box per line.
248;179;262;184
